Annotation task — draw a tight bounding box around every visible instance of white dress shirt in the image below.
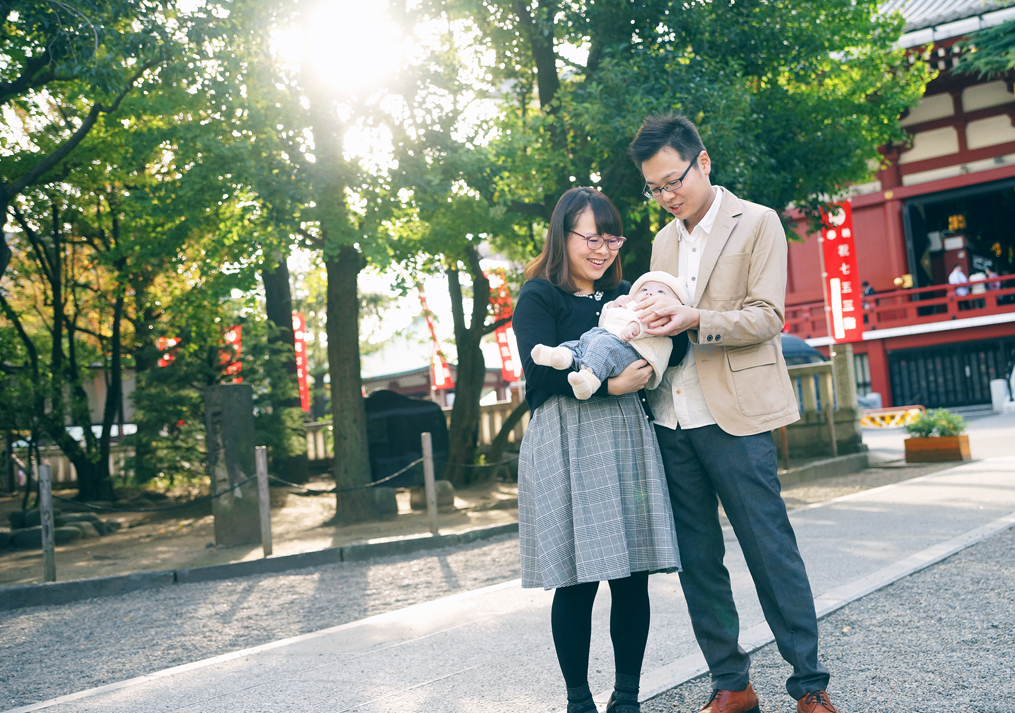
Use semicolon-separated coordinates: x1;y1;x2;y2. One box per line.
652;187;724;431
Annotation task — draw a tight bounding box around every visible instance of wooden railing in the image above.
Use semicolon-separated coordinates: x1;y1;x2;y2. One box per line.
305;421;332;462
442;400;530;446
784;362;838;458
12;446;132;486
786;276;1015;339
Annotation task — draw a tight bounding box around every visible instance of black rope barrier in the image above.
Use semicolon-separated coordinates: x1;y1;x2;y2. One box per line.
46;452;521;509
269;457;425;495
50;476;259;513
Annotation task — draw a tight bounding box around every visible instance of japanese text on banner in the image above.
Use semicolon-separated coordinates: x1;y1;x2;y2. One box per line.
820;201;863;343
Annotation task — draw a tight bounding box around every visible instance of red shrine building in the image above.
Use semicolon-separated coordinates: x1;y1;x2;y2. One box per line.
784;0;1015;408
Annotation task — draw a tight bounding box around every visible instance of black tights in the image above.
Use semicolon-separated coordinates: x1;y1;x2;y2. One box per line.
550;572;651;688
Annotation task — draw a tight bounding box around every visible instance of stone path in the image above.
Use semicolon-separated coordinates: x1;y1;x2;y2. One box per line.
4;456;1014;713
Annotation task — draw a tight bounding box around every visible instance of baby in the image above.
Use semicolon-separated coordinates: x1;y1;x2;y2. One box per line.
531;271;691;399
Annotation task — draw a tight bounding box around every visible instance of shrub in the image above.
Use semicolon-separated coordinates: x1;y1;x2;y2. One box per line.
904;409;967;438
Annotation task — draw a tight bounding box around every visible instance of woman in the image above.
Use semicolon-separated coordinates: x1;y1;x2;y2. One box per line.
513;187;681;713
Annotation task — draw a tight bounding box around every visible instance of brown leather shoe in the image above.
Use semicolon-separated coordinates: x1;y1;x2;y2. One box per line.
796;690;840;713
699;683;760;713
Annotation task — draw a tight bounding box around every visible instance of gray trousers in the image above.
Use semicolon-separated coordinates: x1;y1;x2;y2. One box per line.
560;327;640;383
654;424;829;699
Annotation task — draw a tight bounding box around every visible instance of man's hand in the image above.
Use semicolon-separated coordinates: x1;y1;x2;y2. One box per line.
608;359;652;394
639;303;701;335
633;294;700;336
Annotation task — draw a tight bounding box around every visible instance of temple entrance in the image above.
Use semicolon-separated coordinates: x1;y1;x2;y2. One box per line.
903;177;1015;290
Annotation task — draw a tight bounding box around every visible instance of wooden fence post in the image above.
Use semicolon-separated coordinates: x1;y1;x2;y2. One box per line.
421;432;439;535
255;446;272;558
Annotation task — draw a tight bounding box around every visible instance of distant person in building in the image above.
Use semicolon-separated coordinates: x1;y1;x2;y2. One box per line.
626;113;840;713
862;281;875;323
949;263;970;310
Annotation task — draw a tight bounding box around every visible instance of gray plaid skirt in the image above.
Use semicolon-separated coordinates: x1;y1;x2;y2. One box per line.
518;393;681;590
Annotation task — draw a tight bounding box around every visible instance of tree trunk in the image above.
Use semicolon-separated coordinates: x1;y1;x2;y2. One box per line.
488;400;529;465
326;246;374;522
98;285;125;491
301;7;373;521
262;250;309;483
444;251;492;487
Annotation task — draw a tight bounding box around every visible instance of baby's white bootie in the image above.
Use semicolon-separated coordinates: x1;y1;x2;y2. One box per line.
568;368;602;400
531;344;574;370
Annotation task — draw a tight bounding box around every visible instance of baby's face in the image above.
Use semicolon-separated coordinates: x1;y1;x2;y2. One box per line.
636;281;677;301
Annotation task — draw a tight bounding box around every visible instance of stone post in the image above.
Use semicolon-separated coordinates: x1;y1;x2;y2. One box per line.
828;343;866;454
39;464;56;582
205;384;261;547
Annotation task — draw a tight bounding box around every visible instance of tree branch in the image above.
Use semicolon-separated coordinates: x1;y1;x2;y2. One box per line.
0;294;40;380
462;244;491;339
294;226;324;249
9;205;55;285
511;0;562;110
482;315;513;335
0;51;55;105
5;57;164;198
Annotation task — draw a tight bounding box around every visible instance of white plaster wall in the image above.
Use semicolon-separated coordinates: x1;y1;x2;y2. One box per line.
899;93;954;127
962;80;1014;113
966;114;1015;149
898;126;960;164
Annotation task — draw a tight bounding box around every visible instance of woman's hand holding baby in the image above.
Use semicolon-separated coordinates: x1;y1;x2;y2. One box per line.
608;359;652;394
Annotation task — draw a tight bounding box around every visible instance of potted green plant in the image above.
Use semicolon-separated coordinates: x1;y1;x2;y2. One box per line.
903;408;970;463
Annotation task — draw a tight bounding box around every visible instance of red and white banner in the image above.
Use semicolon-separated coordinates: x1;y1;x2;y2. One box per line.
819;201;863;343
486;268;520;382
418;288;454;391
157;337;180;367
292;312;310;412
220;326;243;382
495;326;521;382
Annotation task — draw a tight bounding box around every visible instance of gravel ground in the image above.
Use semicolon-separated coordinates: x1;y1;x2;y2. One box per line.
643;524;1015;713
0;534;521;709
0;462;991;710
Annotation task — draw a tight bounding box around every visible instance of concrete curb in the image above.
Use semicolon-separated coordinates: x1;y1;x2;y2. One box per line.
0;522;520;612
0;569;176;611
778;452;869;489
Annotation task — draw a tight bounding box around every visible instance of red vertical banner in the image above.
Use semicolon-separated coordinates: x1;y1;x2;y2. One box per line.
220;326;243;382
819;202;863;343
292;312;310;412
157;337;180;367
486;268;519;382
430;343;454;390
496;325;521;382
418;288;455;391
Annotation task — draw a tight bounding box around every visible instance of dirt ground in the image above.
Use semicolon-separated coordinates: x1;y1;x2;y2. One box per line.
0;479;519;587
0;459;955;588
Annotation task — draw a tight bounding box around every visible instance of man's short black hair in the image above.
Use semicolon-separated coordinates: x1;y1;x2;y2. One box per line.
628;114;706;166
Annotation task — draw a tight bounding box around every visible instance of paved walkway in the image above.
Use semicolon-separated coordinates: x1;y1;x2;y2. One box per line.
7;454;1014;713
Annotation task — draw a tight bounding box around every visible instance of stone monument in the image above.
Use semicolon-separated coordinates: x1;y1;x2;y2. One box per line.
205;383;261;547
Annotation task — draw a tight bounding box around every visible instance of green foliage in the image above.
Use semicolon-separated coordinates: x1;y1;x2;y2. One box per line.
904;409;968;438
410;0;931;270
956;19;1015;78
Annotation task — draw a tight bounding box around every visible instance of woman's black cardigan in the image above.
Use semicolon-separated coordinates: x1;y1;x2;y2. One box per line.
512;277;687;414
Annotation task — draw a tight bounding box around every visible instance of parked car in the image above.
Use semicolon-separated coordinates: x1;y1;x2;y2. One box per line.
780;334;826;366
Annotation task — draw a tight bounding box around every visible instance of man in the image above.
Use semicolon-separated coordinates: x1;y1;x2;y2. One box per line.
949;263;970;310
627;114;839;713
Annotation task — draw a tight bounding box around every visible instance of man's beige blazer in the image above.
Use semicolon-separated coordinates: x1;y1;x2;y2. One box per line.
650;188;800;437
